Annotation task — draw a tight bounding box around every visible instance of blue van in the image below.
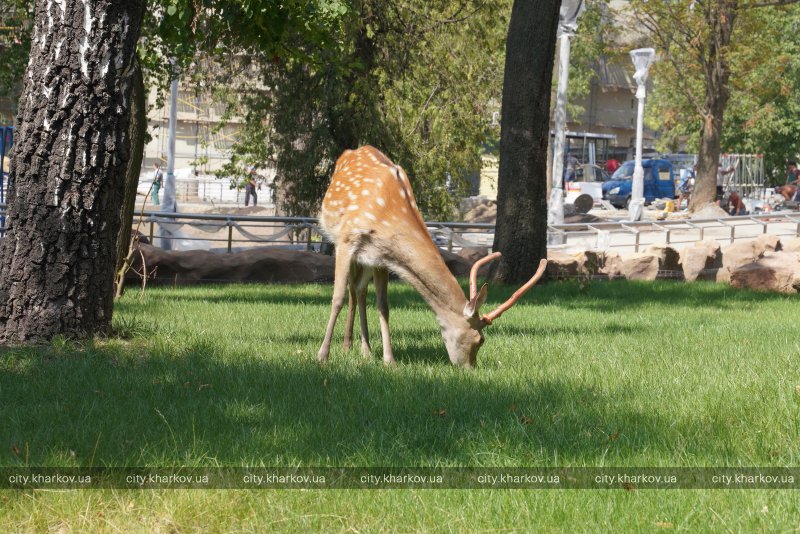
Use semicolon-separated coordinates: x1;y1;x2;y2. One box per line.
604;159;675;209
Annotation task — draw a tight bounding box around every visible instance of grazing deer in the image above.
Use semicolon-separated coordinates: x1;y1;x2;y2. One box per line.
317;146;547;368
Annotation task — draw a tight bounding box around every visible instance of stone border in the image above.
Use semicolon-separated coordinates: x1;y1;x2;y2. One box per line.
545;234;800;293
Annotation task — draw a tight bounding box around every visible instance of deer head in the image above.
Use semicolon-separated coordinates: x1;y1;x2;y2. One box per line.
440;253;548;367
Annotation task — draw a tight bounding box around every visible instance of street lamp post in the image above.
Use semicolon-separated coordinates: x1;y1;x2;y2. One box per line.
158;74;180;250
548;0;585;233
628;47;655;222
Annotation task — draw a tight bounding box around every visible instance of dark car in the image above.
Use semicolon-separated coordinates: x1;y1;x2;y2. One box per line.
604;159;675;209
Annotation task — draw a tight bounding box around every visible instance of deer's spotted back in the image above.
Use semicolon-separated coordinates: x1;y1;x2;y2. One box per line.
319;146;427;243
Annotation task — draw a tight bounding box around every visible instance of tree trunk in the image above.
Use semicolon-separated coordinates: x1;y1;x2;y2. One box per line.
689;0;735;211
0;1;146;344
114;58;146;298
490;0;560;284
691;108;726;209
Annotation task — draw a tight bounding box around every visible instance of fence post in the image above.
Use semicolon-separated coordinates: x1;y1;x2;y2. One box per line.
149;220;154;243
227;222;233;253
306;227;312;251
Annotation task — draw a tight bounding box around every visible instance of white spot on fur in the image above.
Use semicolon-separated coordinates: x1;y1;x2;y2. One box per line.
364;212;377;222
376;197;385;207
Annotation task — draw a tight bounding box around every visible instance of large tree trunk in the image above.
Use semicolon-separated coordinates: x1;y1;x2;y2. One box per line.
114;58;147;298
689;0;735;211
0;1;146;344
491;0;561;283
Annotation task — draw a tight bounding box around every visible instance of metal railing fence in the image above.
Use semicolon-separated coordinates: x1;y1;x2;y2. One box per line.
0;205;798;254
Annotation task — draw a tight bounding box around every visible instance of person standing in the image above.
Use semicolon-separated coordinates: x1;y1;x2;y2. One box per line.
244;167;258;207
676;166;695;210
151;162;163;206
716;159;736;203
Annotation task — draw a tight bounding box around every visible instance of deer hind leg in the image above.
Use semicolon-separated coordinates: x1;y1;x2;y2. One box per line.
355;267;372;357
373;267;395;365
344;264;372;356
343;284;356;351
318;246;353;362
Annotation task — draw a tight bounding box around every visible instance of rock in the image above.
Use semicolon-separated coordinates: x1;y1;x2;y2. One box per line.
457;246;489;264
754;233;781;252
717;235;782;284
545;250;619;279
131;244;335;284
680;239;722;282
730;252;800;293
619;253;660;281
691;203;731;220
575;250;605;275
546;251;581;278
645;244;683;279
782;237;800;253
600;251;623;278
131;243;497;286
439;249;475;278
462;201;497;224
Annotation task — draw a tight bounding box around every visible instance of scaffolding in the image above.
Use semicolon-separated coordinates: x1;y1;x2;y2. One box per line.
720;153;765;199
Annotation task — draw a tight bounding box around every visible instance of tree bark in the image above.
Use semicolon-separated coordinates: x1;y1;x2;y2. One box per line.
689;0;735;210
491;0;560;284
0;1;146;343
114;58;146;298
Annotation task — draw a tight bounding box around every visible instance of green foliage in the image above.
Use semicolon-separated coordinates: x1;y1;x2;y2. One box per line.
0;0;33;120
215;1;511;218
564;0;618;117
722;7;800;182
139;0;349;106
633;0;800;179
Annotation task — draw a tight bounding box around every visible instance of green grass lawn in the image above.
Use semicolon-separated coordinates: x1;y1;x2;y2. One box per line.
1;280;799;531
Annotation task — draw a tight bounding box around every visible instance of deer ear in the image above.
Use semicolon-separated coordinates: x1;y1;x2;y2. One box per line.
463;284;488;318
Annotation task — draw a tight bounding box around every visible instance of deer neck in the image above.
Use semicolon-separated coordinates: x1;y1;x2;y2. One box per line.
392;240;467;328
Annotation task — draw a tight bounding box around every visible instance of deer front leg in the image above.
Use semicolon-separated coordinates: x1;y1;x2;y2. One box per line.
318;249;352;362
373;268;395;365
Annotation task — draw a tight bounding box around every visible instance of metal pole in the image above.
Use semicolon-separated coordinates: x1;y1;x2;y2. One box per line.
548;34;572;229
627;48;655;222
629;93;645;221
160;75;179;250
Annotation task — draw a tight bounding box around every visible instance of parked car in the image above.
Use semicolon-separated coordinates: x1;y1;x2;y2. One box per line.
604;159;675;209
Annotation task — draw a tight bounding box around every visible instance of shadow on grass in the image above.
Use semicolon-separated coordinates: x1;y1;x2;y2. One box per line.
1;338;731;468
11;279;772;468
121;277;791;317
527;279;791;313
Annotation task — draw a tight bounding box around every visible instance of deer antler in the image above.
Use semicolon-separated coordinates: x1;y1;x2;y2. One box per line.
482;258;548;325
469;252;501;299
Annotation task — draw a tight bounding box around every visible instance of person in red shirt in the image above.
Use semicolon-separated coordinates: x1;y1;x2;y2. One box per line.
605;158;620;174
